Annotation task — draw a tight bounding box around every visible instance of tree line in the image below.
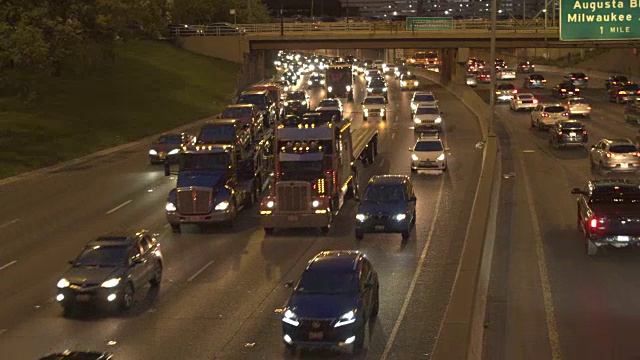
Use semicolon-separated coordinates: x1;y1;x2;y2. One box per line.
0;0;270;100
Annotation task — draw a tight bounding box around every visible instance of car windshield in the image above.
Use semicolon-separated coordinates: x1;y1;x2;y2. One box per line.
318;100;338;107
74;245;128;267
364;97;385;104
614;76;629;82
222;107;252;118
568;98;587;104
311;75;323;80
402;74;417;80
237;94;266;105
364;184;406;202
572;73;586;78
497;84;515;90
545;106;565;113
198;124;236;143
179;152;231;171
287;92;306;100
531;75;544;80
156;135;182;144
369;80;385;87
416;107;438;115
415;141;443;151
296;269;358;294
610;144;638;153
561;124;584;131
279;161;323;181
415;94;435;102
590;186;640;203
501;68;514;72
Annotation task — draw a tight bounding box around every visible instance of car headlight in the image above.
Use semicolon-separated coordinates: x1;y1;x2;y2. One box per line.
415;81;419;86
327;86;333;92
266;200;275;208
149;149;158;155
435;117;442;124
411;153;419;161
308;80;312;85
356;213;367;222
215;201;230;211
380;109;385;115
320;80;325;85
363;109;369;115
282;309;300;326
437;153;445;161
57;278;70;289
168;149;180;155
383;87;387;92
401;81;406;86
283;101;289;106
346;85;351;91
301;101;307;105
396;213;407;221
334;310;357;327
312;200;320;208
414;118;422;123
367;88;372;92
100;278;120;288
165;202;177;212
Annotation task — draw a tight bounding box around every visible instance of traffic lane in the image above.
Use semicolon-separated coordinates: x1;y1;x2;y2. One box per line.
493;101;640;359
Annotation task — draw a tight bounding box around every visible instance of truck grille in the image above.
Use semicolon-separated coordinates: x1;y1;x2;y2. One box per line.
176;187;212;214
276;182;310;212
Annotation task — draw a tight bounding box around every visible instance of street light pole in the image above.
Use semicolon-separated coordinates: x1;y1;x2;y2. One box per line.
280;0;284;35
489;0;497;136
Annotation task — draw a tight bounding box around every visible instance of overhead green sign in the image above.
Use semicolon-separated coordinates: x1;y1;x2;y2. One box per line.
560;0;640;40
406;17;454;31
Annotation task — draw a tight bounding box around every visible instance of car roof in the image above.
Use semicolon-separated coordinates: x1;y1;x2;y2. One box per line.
542;103;565;107
369;174;409;185
414;91;434;96
306;250;363;272
558;120;584;126
588;178;640;190
88;230;147;247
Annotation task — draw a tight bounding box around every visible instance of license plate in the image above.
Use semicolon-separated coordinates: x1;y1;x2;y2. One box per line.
569;132;576;137
621;163;629;168
288;215;298;221
308;331;324;340
158;153;166;159
617;235;630;242
76;294;90;301
375;225;385;231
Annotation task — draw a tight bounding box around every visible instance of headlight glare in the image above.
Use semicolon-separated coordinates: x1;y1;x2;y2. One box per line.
335;310;357;327
396;213;407;221
149;149;158;155
57;278;70;288
266;200;275;208
101;278;120;288
312;200;320;208
356;213;367;222
411;153;419;161
437;153;446;161
165;202;177;212
215;201;230;211
327;86;333;92
282;309;300;326
435;117;442;124
168;149;180;155
414;118;422;123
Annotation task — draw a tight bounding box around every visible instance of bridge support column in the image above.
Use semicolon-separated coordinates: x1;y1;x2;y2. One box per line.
439;48;457;85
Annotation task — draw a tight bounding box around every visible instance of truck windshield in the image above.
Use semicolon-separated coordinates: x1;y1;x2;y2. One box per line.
198;124;236;143
179;153;231;171
280;161;323;181
237;94;266;105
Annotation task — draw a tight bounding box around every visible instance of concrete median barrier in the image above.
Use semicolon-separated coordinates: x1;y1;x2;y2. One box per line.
415;68;500;360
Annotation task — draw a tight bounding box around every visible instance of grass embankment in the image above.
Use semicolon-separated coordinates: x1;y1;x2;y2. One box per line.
0;40;240;179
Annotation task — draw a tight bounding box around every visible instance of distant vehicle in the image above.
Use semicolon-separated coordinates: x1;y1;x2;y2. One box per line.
197;119;252;152
589;138;640;173
280;250;379;353
410;135;447;172
563;97;591;117
283;90;310;116
605;75;630;89
400;73;420;90
355;175;417;240
476;70;491;83
571;179;640;255
413;104;442;132
411;91;438;113
496;68;516;80
552;82;580;98
362;95;387;120
40;351;113;360
239;89;277;125
495;58;506;69
326;64;354;101
530;104;569;130
394;66;409;79
608;83;640;103
548;120;588;149
517;61;535;73
466;73;478;87
367;78;388;99
148;133;195;164
316;98;344;113
55;230;163;313
495;83;517;102
204;22;245;35
523;74;547;88
410;51;439;68
307;73;325;88
564;72;589;88
365;68;380;82
373;59;384;70
382;63;396;74
624;97;640;123
510;93;538;111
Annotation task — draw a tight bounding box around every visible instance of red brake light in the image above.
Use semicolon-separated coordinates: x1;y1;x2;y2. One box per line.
584;76;589;79
606;152;614;158
571;77;576;79
513;89;518;93
631;152;640;157
589;218;598;229
557;131;563;136
583;131;588;135
542;113;549;117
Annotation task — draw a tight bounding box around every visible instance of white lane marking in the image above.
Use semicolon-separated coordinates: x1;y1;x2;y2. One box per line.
0;219;20;230
0;329;7;336
0;260;17;271
187;260;214;282
106;200;133;214
391;133;396;140
381;176;445;359
523;149;536;153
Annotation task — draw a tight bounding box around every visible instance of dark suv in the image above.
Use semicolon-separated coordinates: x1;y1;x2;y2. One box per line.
548;120;588;149
281;250;379;353
355;175;417;240
553;82;580;98
283;90;310;116
56;230;163;313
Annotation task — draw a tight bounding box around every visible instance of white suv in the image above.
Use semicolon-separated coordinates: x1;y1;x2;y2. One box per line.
362;95;387;120
530;103;569;130
411;135;448;172
411;91;438;114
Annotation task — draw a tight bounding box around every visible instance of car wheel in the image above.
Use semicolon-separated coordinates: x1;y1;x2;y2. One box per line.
170;224;181;233
586;237;599;256
150;262;163;287
120;283;134;311
371;286;380;318
355;230;364;240
530;117;535;128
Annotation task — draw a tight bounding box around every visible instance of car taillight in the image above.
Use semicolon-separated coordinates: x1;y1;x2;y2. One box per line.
631;152;640;157
589;217;598;229
542;79;547;82
557;131;563;136
533;99;539;104
513;89;518;93
606;152;614;158
583;131;588;135
542;113;549;117
571;77;576;80
587;106;592;110
619;91;627;95
563;112;569;116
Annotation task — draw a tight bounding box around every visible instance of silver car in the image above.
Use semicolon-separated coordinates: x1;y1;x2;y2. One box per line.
564;97;591;117
510;93;538;111
530;104;569;130
589;138;640;173
466;74;478;87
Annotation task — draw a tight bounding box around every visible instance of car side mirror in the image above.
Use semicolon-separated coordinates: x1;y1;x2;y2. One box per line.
285;281;294;288
571;188;583;195
164;161;171;176
410;196;417;202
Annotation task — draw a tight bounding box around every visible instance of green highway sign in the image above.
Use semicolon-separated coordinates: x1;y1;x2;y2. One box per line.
406;17;454;31
560;0;640;40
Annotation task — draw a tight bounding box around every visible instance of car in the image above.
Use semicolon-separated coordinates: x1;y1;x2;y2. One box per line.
366;77;388;99
148;133;195;164
552;82;580;98
624;97;640;124
413;104;442;132
608;83;640;104
237;89;277;126
563;72;589;88
495;83;518;102
394;66;410;79
476;69;491;83
605;75;630;89
55;230;163;313
410;135;447;171
466;73;478;87
589;138;640;173
563;97;591;117
362;95;387;120
530;103;569;130
373;59;384;70
510;93;538;111
197;119;252;151
382;63;396;74
220;104;264;139
548;120;589;149
355;175;417;240
283;90;311;116
411;91;438;113
364;69;380;82
40;351;113;360
496;68;516;80
307;73;325;88
400;73;420;90
495;58;506;69
517;61;535;73
280;250;379;352
571;179;640;255
316;98;343;113
523;74;547;88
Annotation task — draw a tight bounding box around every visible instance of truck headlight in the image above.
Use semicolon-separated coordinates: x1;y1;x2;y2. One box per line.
380;109;385;115
356;213;367;222
395;214;407;221
301;101;306;105
266;200;275;208
411;154;419;161
100;278;120;288
435;117;442;124
401;81;406;86
168;149;180;155
327;86;333;92
57;278;70;289
363;109;369;116
437;153;445;161
312;200;320;208
346;85;351;91
320;80;325;85
415;81;419;86
215;201;230;211
149;149;158;155
165;202;177;212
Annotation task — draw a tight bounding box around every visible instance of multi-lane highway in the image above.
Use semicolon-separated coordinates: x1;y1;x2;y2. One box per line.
481;68;640;359
0;65;483;358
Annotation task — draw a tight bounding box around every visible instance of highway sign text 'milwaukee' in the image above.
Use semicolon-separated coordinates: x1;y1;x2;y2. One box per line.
560;0;640;40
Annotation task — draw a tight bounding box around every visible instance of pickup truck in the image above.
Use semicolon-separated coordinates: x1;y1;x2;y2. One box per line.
571;179;640;256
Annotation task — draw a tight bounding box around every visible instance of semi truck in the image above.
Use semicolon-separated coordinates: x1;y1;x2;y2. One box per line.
326;64;354;101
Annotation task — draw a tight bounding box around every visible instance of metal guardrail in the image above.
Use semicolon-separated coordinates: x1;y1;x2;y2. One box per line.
169;20;559;37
